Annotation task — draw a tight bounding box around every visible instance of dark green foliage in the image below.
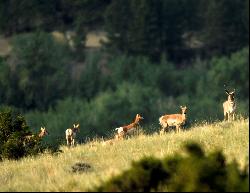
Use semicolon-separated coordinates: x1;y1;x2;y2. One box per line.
3;31;71;110
0;0;248;61
206;47;249;100
75;53;104;100
0;109;35;160
0;0;61;36
104;0;248;61
0;0;110;36
1;132;26;160
93;142;249;192
201;0;249;57
96;156;168;192
0;109;57;160
104;0;196;61
104;0;132;53
60;0;111;29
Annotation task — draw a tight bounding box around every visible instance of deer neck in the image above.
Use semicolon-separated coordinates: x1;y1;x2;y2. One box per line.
182;113;186;121
134;118;140;125
73;128;78;133
228;96;234;103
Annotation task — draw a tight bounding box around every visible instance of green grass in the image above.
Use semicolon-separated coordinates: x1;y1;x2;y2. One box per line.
0;119;249;191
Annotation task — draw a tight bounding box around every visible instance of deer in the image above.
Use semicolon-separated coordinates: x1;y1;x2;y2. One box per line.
159;106;188;134
24;127;49;145
115;114;144;139
223;89;236;121
65;123;80;147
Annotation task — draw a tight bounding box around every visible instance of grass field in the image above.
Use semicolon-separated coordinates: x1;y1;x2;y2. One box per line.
0;119;249;191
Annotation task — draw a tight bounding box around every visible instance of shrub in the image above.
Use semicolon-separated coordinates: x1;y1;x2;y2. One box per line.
0;108;55;160
93;142;249;192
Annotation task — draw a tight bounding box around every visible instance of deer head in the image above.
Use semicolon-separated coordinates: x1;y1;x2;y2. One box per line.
39;127;49;137
180;106;188;115
73;123;80;132
135;114;144;123
225;89;235;101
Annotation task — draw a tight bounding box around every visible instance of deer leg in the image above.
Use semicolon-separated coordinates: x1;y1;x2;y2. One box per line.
119;132;125;139
232;113;235;121
66;138;69;146
176;125;180;133
228;113;231;121
160;124;168;135
227;112;229;121
160;128;165;135
224;112;227;121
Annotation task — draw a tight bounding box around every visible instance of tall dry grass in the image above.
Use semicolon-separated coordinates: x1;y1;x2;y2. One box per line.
0;119;248;191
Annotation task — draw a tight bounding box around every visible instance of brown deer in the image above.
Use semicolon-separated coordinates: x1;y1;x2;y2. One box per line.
65;123;80;147
223;89;236;121
24;127;49;145
159;106;187;134
115;114;144;139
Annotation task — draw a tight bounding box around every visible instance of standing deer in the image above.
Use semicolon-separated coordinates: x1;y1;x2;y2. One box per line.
115;114;144;139
65;123;80;147
223;89;236;121
159;106;187;134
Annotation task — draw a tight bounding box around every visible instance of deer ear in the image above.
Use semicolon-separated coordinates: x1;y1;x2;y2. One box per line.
225;89;229;95
76;124;80;128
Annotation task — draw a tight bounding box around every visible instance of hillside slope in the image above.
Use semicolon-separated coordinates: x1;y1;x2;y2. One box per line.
0;119;248;191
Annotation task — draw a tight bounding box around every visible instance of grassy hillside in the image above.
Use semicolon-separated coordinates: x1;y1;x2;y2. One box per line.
0;119;248;191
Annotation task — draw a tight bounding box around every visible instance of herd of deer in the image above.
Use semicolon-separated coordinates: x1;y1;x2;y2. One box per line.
30;88;237;147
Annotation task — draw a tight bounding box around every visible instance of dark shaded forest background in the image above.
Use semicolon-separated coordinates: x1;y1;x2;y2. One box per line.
0;0;249;146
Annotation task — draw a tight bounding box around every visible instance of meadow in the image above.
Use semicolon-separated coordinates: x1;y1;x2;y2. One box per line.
0;119;248;192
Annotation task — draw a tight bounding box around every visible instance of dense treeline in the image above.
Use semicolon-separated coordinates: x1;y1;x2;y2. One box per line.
0;0;248;61
0;0;249;144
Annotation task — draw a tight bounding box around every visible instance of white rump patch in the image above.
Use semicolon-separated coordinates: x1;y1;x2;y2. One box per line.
115;127;124;134
65;128;73;136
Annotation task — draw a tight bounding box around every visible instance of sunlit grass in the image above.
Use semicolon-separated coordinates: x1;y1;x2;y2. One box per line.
0;119;248;191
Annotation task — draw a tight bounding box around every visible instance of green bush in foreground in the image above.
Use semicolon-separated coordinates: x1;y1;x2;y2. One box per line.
93;142;249;192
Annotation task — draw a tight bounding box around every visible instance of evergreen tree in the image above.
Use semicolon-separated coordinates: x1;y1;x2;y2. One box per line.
128;0;162;60
0;0;60;36
8;31;71;110
201;0;248;57
104;0;132;53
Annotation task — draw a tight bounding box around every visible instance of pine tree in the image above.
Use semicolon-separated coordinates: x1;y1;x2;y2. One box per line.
104;0;132;53
201;0;248;57
128;0;162;60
